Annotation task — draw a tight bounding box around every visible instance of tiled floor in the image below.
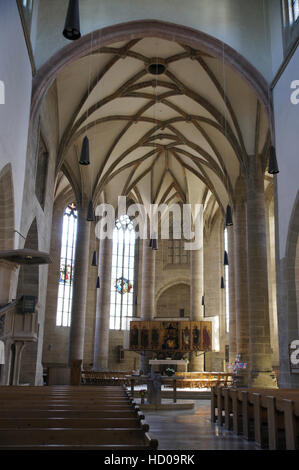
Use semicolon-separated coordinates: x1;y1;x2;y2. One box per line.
142;399;260;450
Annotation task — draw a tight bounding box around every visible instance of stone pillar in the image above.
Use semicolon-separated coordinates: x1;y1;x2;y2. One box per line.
246;156;276;387
190;247;204;371
227;225;237;364
140;238;155;374
93;237;113;371
12;341;26;385
233;177;250;385
68;206;91;365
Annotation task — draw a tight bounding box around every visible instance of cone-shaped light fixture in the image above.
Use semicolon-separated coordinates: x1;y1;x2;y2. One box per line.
221;276;225;289
268;146;279;174
151;238;158;250
91;250;97;267
79;136;90;165
96;276;100;289
224;250;229;266
63;0;81;40
87;200;96;222
225;205;233;226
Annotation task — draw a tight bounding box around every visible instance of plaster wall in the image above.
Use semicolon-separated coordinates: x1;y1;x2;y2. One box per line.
0;1;32;241
273;45;299;260
35;0;275;81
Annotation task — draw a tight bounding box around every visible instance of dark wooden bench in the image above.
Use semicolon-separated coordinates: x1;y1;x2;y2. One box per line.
0;385;157;450
0;428;158;450
211;386;299;449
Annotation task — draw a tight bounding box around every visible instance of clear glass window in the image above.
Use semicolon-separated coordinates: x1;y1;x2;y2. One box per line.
110;215;135;330
56;203;78;327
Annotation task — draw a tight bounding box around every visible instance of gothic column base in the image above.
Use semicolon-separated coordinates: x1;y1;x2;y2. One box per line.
249;370;277;388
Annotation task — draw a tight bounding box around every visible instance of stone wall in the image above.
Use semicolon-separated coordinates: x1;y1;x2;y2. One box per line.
42;209;227;373
156;284;190;319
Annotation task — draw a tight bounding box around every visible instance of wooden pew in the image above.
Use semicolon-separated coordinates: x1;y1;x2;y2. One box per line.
0;417;150;431
0;428;158;450
212;386;299;449
0;409;145;420
0;385;157;450
282;399;299;450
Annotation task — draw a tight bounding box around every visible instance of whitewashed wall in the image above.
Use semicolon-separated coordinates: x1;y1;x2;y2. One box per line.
0;1;32;242
35;0;276;80
273;46;299;259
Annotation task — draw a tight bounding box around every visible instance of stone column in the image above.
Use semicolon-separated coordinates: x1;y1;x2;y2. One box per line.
246;156;276;387
227;225;237;364
12;341;26;385
190;247;204;371
93;237;113;371
233;177;250;385
140;238;155;373
68;206;91;365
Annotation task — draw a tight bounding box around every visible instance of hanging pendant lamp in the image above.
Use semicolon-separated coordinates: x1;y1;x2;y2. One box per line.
79;136;90;165
96;276;100;289
224;250;229;266
221;276;225;289
225;205;233;226
151;238;158;250
268;146;279;174
63;0;81;40
87;200;96;222
91;250;97;267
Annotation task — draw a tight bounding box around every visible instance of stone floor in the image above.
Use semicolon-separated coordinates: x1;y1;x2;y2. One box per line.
141;399;260;450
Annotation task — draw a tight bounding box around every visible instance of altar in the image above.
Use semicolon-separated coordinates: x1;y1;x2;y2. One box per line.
149;359;188;374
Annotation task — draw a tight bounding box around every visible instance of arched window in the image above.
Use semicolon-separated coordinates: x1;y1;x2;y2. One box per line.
110;215;135;330
224;228;230;333
56;203;78;327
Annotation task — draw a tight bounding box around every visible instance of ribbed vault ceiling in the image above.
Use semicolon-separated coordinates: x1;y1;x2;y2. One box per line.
55;37;270;218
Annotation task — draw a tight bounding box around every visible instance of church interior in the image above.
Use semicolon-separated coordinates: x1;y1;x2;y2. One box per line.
0;0;299;451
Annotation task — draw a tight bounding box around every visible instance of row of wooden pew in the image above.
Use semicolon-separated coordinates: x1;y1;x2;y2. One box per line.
174;372;233;389
81;371;131;386
0;385;158;450
211;386;299;449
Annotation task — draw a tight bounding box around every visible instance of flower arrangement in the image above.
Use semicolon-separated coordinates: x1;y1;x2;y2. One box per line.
165;367;175;377
226;354;247;374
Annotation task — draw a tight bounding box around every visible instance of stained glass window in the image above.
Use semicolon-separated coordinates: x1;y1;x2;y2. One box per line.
110;215;135;330
56;203;78;327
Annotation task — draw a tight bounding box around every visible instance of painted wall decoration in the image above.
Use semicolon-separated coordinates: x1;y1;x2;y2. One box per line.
129;320;212;352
